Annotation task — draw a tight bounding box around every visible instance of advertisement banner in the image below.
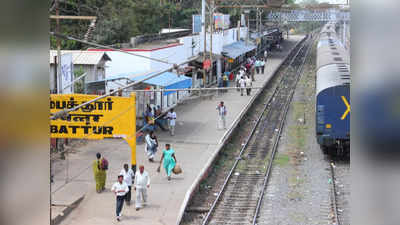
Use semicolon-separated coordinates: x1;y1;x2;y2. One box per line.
59;53;74;93
193;15;202;33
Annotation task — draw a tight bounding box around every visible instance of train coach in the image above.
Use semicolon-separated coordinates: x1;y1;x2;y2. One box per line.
315;23;350;156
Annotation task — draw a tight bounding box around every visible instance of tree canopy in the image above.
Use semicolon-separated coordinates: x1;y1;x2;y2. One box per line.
49;0;199;49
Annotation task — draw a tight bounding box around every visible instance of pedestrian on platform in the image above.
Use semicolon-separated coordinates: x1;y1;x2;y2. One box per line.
246;76;252;96
216;101;227;129
92;152;107;193
167;108;177;136
222;73;229;92
134;165;150;210
157;143;177;181
250;64;256;81
264;49;268;60
260;58;266;74
239;76;246;96
235;72;242;92
120;164;134;205
154;105;168;131
255;59;261;74
111;175;129;221
145;131;158;162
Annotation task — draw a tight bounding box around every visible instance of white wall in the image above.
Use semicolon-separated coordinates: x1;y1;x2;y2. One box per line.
105;51;151;77
150;45;188;71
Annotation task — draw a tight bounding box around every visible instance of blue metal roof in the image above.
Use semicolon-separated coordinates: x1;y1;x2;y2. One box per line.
222;41;256;59
131;72;191;87
131;71;192;95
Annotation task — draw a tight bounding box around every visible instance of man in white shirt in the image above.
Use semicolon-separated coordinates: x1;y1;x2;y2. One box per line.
245;76;252;96
239;76;246;96
119;164;134;205
216;101;227;130
167;108;177;136
134;165;150;211
111;175;129;221
236;72;242;92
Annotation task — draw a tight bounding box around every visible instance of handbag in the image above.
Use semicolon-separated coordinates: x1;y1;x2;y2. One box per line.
173;164;182;174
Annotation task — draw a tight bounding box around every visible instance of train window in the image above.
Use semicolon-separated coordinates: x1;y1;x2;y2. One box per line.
332;52;340;55
334;57;343;61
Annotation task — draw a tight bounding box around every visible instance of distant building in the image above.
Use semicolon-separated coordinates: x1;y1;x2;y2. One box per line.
49;50;111;93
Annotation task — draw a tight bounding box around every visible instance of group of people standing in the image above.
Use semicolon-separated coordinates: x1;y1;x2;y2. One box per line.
235;54;268;96
110;164;150;221
143;105;177;136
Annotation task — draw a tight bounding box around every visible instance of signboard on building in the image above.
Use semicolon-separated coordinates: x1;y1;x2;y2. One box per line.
193;15;202;33
59;53;74;93
214;13;230;30
50;93;137;165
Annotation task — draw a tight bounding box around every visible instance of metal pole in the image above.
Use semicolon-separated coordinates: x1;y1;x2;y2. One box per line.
246;13;249;45
202;0;206;86
53;56;58;93
210;0;214;84
56;0;62;94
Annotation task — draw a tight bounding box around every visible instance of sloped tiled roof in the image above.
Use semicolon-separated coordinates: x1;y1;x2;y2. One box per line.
49;50;111;65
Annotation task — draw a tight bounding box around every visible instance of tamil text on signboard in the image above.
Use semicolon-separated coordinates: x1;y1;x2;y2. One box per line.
50;93;137;165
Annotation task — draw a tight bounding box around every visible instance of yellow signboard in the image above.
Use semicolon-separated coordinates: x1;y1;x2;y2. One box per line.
50;93;137;165
228;58;234;63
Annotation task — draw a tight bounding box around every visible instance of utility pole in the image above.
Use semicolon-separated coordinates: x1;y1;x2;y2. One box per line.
247;12;250;45
210;0;214;84
56;0;62;94
202;0;206;86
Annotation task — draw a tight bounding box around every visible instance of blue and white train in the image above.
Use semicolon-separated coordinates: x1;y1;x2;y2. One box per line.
315;22;350;156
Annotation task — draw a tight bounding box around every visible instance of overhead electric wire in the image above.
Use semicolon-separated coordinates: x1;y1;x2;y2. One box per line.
50;32;172;65
50;31;198;120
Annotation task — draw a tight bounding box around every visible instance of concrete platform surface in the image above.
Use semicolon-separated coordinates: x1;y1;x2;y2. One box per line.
52;35;304;225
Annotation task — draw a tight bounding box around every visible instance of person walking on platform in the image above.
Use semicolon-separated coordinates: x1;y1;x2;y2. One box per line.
239;76;246;96
264;49;268;60
157;144;177;181
216;101;227;129
255;59;261;74
93;152;107;193
250;64;256;81
235;71;242;92
134;165;150;211
111;175;129;221
260;58;266;74
145;131;158;162
167;108;177;136
120;164;134;205
246;76;252;96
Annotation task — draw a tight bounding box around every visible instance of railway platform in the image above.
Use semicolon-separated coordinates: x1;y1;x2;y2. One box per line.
52;35;305;225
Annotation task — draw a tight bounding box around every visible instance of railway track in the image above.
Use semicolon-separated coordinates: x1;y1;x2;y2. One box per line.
201;36;313;225
330;159;350;225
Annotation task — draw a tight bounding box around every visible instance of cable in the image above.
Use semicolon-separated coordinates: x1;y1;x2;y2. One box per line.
50;32;172;65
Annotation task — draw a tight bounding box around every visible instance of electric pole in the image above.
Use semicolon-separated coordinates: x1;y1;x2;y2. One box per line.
202;0;206;86
56;0;62;94
210;0;214;84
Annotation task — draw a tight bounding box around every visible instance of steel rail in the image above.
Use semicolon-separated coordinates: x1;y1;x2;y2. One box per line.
201;37;308;225
252;35;314;225
330;161;341;225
